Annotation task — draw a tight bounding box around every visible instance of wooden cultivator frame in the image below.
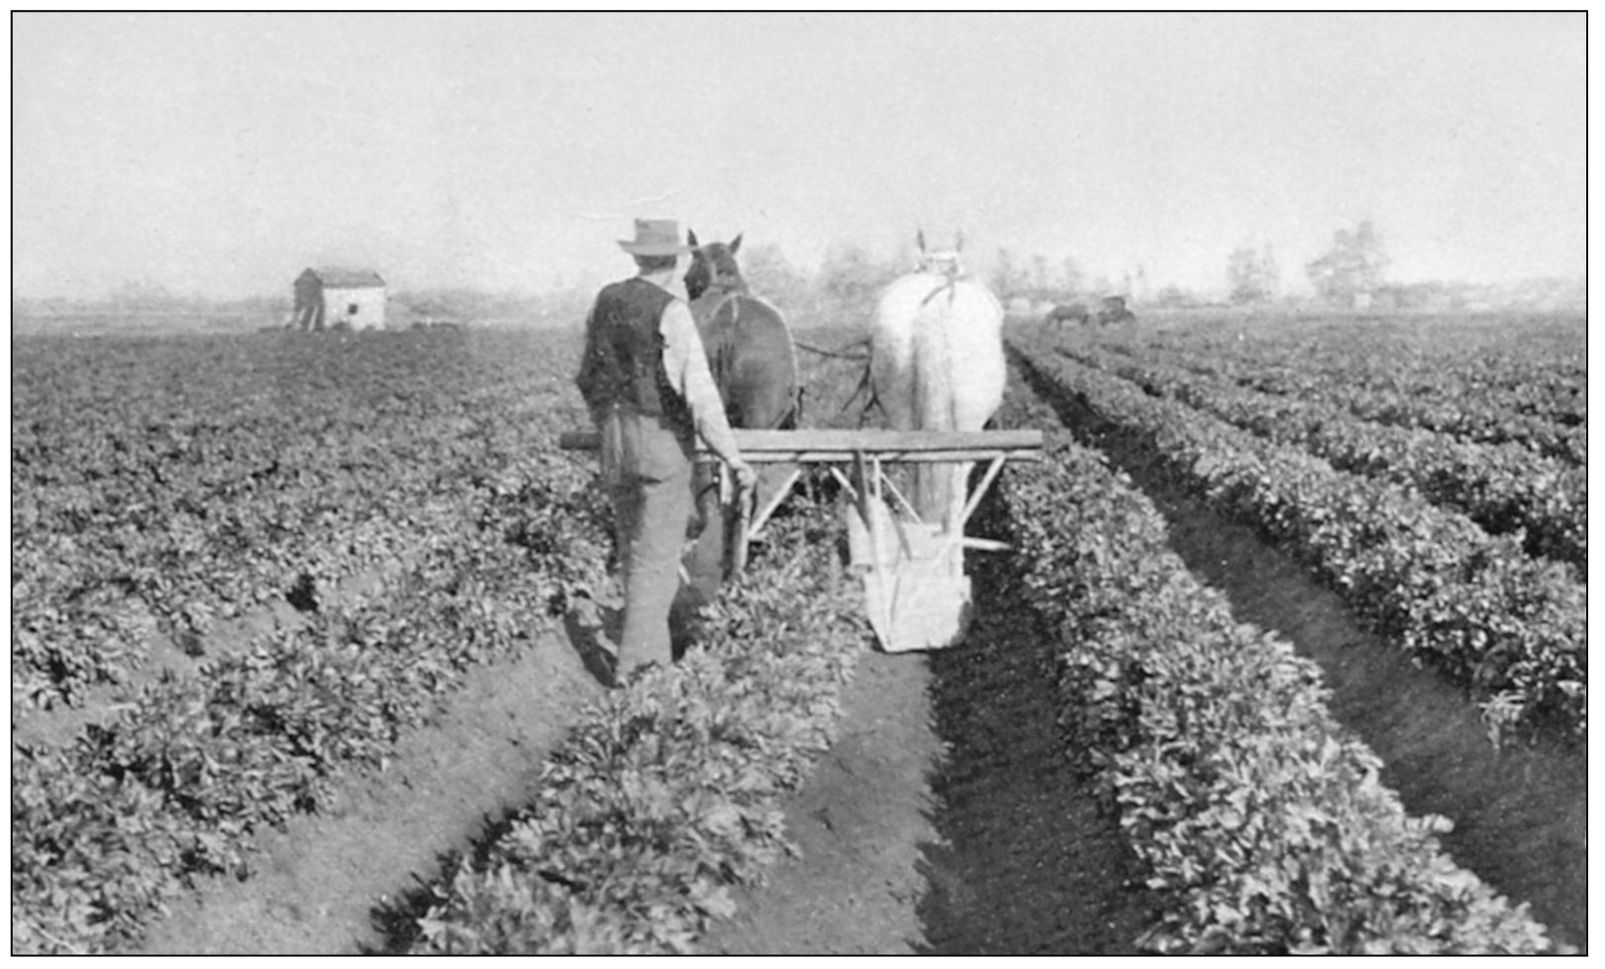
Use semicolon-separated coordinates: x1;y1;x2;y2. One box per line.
559;427;1044;652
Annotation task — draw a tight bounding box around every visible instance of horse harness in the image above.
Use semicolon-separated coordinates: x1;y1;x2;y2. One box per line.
918;259;967;308
699;287;746;329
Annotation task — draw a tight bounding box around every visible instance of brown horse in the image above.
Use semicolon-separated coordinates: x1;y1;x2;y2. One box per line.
683;231;800;432
680;230;800;596
1045;302;1091;328
1095;295;1136;326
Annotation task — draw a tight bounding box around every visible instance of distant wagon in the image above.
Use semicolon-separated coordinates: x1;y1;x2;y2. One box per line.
291;268;387;331
1045;302;1091;327
1095;295;1136;327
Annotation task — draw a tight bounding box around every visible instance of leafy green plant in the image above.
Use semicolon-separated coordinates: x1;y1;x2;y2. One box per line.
1015;343;1584;743
998;380;1555;953
11;329;594;709
1065;342;1585;574
411;506;866;954
12;329;617;953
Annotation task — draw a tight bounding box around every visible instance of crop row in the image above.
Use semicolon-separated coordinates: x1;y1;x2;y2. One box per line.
409;500;867;954
12;447;611;954
1012;342;1584;744
11;330;583;712
1240;369;1584;467
996;380;1555;954
1138;319;1587;425
1120;334;1586;465
1058;343;1586;575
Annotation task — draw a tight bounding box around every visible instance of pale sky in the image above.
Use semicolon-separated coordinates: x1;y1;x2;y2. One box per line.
11;12;1586;300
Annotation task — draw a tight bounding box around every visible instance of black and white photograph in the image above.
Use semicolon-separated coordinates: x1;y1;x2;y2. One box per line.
11;11;1586;955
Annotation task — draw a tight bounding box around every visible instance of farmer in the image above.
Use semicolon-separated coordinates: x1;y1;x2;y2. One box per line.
575;218;756;683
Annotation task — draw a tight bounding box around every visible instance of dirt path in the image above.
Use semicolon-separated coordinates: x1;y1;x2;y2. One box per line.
1041;378;1588;951
137;625;604;954
698;492;1153;954
696;648;941;954
915;541;1156;954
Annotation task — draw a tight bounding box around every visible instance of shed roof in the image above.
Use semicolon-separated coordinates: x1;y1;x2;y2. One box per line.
300;267;386;288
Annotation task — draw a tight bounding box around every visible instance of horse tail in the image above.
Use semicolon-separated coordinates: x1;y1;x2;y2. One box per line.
717;297;748;427
912;301;963;521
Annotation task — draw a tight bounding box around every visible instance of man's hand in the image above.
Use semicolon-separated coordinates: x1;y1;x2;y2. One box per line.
730;459;757;493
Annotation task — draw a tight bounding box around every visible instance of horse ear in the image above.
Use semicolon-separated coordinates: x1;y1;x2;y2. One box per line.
916;229;927;253
687;228;699;248
730;233;742;254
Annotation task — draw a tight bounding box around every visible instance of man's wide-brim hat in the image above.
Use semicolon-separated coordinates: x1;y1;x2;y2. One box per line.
618;218;694;256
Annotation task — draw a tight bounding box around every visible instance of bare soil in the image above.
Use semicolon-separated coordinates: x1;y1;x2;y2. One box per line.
695;646;942;953
699;492;1155;954
914;541;1157;954
136;624;603;954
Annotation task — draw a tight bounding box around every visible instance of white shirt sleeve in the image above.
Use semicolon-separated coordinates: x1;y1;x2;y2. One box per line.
659;298;744;464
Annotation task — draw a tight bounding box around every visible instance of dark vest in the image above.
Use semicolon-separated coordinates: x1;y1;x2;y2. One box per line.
575;277;690;426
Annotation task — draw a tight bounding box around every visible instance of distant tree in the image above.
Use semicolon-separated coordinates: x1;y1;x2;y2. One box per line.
990;248;1028;300
1227;244;1280;304
110;278;183;311
740;242;812;311
891;235;920;272
818;241;898;310
1059;256;1083;297
1305;221;1387;308
1027;254;1052;301
1151;284;1200;308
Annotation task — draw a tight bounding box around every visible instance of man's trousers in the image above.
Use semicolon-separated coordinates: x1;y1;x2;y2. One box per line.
598;409;695;675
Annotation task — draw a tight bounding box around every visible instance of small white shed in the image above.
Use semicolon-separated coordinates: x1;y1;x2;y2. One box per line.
292;268;387;330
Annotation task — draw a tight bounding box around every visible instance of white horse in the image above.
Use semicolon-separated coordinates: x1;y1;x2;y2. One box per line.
868;231;1006;527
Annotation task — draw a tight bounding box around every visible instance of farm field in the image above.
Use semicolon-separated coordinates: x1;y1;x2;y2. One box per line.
11;311;1586;953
